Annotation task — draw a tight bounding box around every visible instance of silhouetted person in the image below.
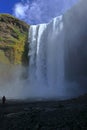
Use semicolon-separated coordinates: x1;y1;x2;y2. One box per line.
2;96;6;104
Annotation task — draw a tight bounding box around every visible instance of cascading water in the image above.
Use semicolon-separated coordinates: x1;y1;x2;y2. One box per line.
28;16;68;99
27;12;87;99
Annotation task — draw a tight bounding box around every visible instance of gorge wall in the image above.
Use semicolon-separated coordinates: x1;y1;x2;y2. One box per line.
64;0;87;82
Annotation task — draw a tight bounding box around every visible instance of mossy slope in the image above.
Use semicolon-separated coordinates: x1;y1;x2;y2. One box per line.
0;14;29;65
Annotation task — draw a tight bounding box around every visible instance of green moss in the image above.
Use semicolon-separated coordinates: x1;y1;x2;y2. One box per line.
0;14;15;20
0;13;29;65
0;37;4;41
0;50;10;64
0;13;15;17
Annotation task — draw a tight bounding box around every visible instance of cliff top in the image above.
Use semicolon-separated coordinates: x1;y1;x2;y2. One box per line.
0;14;29;46
0;14;28;30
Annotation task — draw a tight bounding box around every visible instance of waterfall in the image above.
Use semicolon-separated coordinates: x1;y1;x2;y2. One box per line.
28;16;67;99
28;13;87;99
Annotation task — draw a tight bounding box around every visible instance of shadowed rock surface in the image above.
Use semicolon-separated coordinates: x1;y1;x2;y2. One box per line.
64;0;87;81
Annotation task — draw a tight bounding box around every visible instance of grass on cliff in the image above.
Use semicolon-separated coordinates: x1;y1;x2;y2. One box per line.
0;14;28;64
0;14;15;19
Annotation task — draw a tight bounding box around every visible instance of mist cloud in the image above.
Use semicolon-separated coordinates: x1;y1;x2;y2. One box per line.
13;0;77;24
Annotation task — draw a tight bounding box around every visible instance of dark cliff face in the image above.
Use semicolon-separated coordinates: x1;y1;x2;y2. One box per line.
64;0;87;81
0;14;29;65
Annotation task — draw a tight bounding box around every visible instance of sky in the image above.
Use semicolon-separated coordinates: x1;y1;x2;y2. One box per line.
0;0;78;24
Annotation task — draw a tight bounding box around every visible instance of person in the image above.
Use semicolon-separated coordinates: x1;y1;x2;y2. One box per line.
2;96;6;104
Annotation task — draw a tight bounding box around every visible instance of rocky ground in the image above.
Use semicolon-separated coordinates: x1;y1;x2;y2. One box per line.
0;95;87;130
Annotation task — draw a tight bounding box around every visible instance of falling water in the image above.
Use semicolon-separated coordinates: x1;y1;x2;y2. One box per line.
28;10;87;99
28;16;68;99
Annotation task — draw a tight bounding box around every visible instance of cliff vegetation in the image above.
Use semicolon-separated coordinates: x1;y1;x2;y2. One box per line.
0;14;29;65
